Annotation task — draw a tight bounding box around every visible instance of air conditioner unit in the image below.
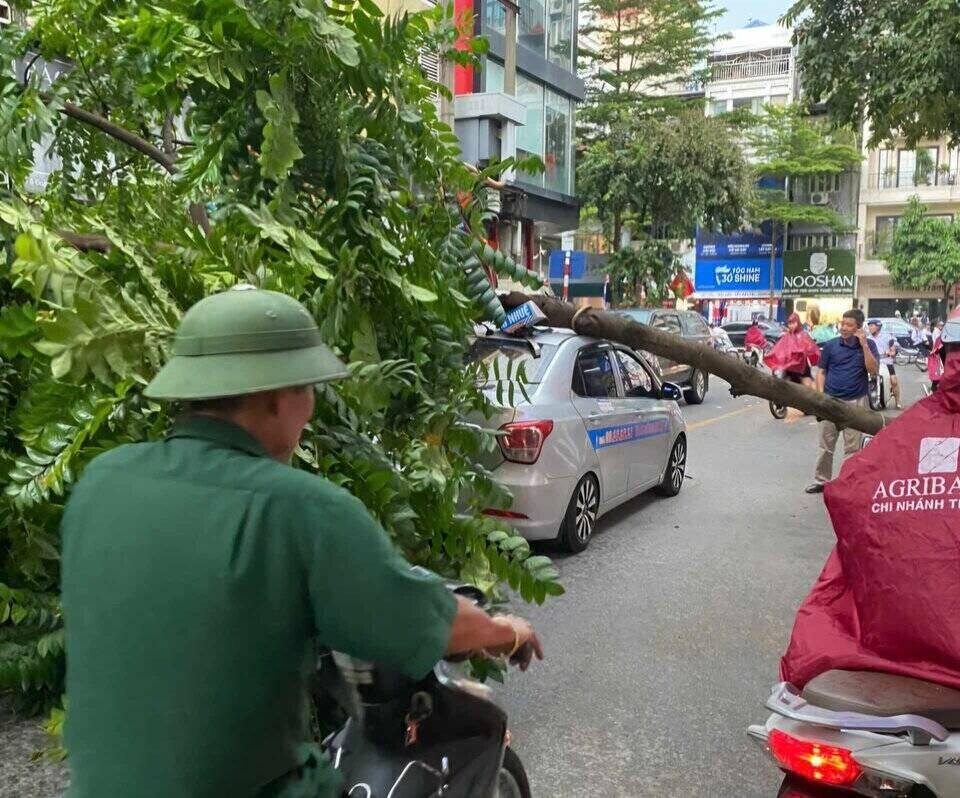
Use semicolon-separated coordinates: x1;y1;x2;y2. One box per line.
809;191;831;206
0;3;12;25
485;187;502;215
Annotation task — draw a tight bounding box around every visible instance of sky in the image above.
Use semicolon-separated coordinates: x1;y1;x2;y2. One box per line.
714;0;795;32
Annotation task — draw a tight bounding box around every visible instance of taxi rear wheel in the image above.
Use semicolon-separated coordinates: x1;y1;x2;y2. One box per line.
558;474;599;553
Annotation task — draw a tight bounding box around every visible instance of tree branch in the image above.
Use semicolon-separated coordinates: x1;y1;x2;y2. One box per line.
55;99;176;175
47;97;211;235
56;231;111;253
161;112;176;160
500;292;886;435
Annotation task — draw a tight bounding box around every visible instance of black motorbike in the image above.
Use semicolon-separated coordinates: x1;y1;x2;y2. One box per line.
316;586;532;798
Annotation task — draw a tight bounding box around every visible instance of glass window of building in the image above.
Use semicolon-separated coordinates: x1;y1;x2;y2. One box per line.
545;0;573;69
516;74;545;186
768;94;789;106
708;99;728;116
485;59;504;93
878;148;895;187
519;0;546;58
897;147;939;187
544;89;571;194
483;0;507;34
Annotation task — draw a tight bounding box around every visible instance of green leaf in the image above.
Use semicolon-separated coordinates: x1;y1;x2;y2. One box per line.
256;73;305;182
405;281;438;303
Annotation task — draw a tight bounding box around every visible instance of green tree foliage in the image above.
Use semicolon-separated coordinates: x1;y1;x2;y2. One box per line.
745;104;861;239
784;0;960;147
886;196;960;307
0;0;559;713
578;110;752;303
579;0;721;127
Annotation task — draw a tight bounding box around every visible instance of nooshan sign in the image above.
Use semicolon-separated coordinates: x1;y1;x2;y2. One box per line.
782;249;855;298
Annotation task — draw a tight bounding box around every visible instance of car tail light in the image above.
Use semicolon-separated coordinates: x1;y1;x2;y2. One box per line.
482;508;530;520
497;420;554;464
768;729;862;787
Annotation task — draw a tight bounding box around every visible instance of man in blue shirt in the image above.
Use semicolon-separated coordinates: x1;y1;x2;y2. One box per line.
806;309;879;493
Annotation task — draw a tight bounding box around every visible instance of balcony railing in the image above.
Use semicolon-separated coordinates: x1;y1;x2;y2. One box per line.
871;170;960;190
864;230;893;258
709;53;790;82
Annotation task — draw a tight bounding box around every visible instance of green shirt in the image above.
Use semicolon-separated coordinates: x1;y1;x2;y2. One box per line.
61;415;456;798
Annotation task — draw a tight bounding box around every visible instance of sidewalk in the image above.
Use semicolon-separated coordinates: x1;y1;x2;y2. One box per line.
0;697;68;798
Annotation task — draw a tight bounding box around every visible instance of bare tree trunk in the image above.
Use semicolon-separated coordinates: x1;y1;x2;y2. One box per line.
501;292;886;434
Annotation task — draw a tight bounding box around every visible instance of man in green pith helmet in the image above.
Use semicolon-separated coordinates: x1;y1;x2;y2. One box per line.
60;285;542;798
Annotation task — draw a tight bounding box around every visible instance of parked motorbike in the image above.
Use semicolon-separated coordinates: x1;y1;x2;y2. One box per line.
896;343;931;372
748;671;960;797
317;585;531;798
868;362;889;411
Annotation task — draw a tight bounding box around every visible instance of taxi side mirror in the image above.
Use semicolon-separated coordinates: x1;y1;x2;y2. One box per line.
661;382;683;401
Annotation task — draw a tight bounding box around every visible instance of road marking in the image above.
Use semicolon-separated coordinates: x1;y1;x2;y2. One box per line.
686;403;760;431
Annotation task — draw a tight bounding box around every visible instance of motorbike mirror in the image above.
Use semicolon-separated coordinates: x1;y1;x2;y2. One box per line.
450;583;487;606
661;382;683;401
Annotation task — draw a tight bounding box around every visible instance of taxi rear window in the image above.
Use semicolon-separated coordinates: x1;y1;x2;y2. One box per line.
466;339;558;385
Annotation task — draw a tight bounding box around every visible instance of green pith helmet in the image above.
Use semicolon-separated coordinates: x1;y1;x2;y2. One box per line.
144;286;348;400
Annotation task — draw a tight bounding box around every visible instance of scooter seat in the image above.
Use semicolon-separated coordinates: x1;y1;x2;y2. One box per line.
802;669;960;730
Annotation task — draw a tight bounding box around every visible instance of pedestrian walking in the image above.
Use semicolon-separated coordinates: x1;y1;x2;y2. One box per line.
805;309;880;493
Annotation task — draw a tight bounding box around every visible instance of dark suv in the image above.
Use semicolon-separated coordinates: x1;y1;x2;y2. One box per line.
617;308;712;404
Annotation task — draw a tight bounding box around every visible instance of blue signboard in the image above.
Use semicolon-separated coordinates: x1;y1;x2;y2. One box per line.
694;257;784;294
696;223;783;260
548;250;588;280
695;222;784;296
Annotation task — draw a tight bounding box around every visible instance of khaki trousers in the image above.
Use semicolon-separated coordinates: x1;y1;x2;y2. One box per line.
815;396;867;484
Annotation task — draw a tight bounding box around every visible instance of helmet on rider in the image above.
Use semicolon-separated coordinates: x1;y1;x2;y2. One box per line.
144;285;347;400
867;318;882;331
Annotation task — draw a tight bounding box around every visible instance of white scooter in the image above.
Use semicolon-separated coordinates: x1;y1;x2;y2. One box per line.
749;670;960;797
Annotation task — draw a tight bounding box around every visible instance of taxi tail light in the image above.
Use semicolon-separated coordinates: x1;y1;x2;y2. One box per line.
482;508;530;520
767;729;862;787
498;420;554;464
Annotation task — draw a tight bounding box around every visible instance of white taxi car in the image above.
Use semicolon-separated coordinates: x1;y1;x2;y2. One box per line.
468;328;688;553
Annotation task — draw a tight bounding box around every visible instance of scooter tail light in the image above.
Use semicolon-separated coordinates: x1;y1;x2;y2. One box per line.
497;420;553;464
768;729;862;787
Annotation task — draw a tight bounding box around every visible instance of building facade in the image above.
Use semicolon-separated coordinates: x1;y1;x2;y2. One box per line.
454;0;583;279
696;22;859;324
855;131;959;321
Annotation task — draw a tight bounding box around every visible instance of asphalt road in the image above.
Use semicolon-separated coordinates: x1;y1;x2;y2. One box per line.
501;367;929;798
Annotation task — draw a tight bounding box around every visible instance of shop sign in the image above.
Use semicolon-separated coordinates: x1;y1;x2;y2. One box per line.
782;249;855;297
696;222;783;260
694;257;783;295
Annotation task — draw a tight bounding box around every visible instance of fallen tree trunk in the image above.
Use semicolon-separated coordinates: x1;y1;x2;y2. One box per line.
501;292;886;436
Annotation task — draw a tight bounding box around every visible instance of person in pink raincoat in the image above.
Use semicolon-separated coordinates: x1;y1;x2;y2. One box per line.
929;334;945;391
764;313;821;388
781;306;960;691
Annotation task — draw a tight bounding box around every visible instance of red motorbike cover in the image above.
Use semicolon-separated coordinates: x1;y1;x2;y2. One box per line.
764;331;821;374
781;351;960;689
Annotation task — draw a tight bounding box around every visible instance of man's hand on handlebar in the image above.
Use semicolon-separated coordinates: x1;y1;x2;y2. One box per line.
489;615;544;671
445;596;544;670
